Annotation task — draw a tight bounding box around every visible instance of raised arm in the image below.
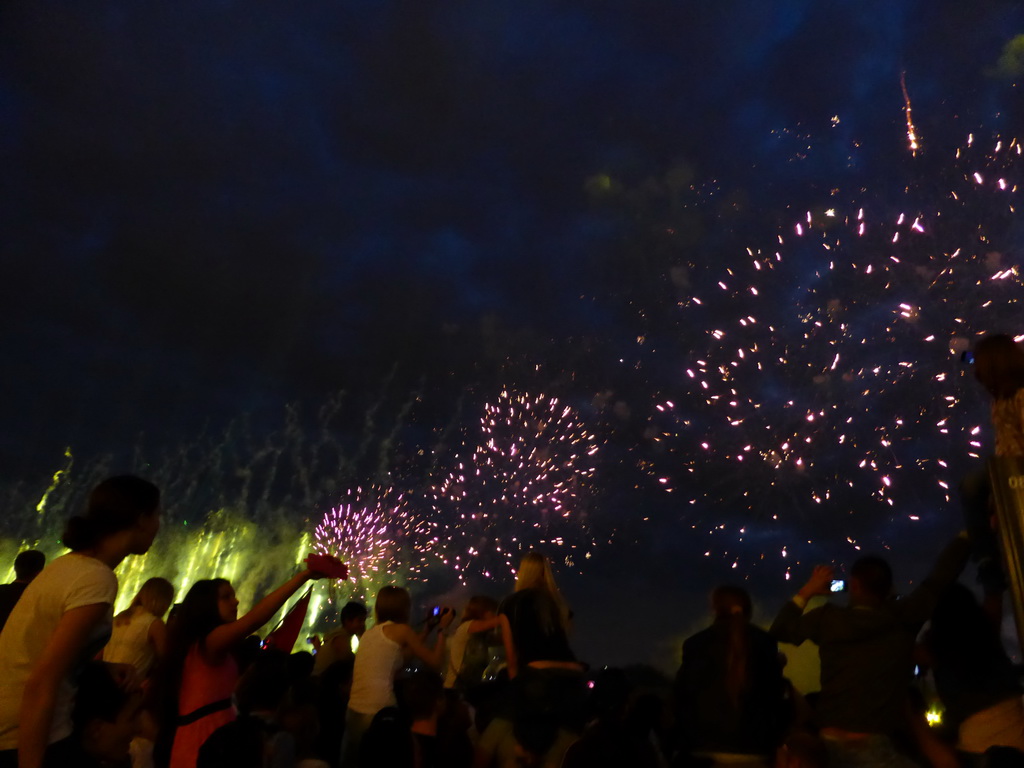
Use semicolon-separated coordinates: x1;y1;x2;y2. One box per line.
466;615;502;634
397;610;455;670
205;571;311;658
770;565;832;645
20;603;111;768
899;533;971;625
467;614;517;677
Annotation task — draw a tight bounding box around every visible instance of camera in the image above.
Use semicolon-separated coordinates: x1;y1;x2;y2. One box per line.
427;606;452;624
830;579;846;593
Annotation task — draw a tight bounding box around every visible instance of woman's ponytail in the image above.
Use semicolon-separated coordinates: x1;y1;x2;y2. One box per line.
712;585;753;712
62;515;102;551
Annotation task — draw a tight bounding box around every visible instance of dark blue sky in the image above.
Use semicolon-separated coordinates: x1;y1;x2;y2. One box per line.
3;0;1024;667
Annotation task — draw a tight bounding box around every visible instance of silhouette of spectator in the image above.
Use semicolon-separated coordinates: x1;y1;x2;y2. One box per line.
357;707;413;768
974;334;1024;457
563;668;661;768
313;601;368;676
771;534;970;768
675;585;787;761
981;746;1024;767
447;596;509;693
396;670;472;768
925;583;1024;755
775;731;827;768
0;550;45;632
314;657;355;765
70;661;145;768
196;650;295;768
964;333;1024;616
0;476;161;768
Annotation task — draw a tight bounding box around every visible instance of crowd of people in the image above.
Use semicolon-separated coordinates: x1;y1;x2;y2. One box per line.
2;338;1024;768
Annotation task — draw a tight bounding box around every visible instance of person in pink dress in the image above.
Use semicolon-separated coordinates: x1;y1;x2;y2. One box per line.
161;557;342;768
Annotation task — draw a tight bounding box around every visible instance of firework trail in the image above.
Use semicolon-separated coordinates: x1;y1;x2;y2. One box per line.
431;389;600;579
901;71;920;156
0;388;438;638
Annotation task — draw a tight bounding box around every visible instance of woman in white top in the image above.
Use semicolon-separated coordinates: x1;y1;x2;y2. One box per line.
340;585;453;768
103;577;175;678
0;476;161;768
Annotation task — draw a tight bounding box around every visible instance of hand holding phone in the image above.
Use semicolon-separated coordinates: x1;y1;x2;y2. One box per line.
798;564;836;601
438;606;455;630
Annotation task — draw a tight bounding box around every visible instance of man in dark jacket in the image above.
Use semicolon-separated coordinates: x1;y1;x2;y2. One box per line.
771;534;970;767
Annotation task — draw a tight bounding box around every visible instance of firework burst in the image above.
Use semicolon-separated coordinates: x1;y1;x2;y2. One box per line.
640;133;1023;573
314;485;436;598
431;389;600;579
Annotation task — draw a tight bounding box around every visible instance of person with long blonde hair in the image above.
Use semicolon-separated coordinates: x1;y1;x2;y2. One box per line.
477;553;585;767
501;552;576;671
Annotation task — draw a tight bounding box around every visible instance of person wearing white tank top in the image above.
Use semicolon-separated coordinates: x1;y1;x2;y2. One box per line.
339;586;453;768
348;621;403;715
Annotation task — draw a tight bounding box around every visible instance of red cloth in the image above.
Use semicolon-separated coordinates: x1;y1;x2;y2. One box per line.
169;644;238;768
264;587;312;653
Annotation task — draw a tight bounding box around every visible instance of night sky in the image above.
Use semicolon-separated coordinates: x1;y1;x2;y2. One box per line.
3;0;1024;670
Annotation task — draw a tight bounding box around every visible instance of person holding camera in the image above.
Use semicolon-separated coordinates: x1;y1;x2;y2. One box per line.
340;585;453;768
771;535;970;768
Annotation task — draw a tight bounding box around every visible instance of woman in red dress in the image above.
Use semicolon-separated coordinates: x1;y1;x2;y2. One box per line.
161;559;337;768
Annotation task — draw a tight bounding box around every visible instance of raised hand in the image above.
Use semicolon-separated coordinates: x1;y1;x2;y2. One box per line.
439;607;456;631
798;564;835;601
305;553;349;580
